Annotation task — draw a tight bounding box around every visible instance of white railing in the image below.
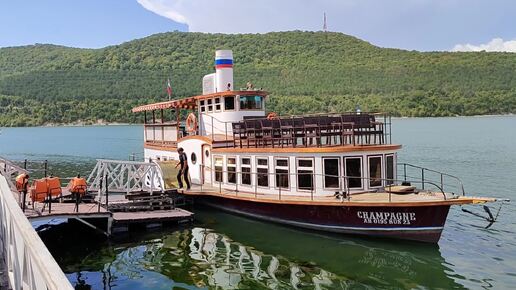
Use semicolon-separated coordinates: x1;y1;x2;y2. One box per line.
0;175;73;290
87;159;165;194
0;157;28;191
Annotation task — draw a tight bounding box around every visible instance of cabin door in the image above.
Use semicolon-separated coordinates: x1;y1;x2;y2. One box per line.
201;144;212;184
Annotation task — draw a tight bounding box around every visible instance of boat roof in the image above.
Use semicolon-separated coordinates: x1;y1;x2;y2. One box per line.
132;90;269;113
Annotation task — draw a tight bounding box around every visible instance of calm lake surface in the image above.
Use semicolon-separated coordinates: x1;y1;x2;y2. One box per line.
1;116;515;289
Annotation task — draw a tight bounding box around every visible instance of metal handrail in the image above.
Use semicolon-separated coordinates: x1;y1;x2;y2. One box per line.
198;113;235;141
198;164;448;202
398;163;466;196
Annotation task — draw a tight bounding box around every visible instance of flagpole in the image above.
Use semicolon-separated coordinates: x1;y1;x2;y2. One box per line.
167;78;172;100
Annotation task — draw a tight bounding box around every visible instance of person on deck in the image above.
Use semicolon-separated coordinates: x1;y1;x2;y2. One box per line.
175;147;191;190
15;173;30;210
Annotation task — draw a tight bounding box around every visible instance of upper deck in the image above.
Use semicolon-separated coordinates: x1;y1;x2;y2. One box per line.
133;91;392;151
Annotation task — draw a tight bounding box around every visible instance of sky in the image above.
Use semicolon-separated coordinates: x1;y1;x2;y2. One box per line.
1;0;516;52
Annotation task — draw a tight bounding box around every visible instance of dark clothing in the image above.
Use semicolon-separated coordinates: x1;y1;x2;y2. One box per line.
177;152;190;189
177;166;190;189
179;152;187;169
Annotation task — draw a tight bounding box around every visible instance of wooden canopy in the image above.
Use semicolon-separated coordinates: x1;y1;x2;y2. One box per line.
132;96;198;112
131;90;269;113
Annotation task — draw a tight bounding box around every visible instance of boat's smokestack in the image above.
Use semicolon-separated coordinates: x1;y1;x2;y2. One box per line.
215;50;233;92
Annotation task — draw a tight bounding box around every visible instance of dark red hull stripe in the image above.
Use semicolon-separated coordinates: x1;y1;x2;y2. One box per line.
197;195;450;243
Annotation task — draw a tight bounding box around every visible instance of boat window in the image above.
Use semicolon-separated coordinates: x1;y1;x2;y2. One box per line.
224;96;235;111
323;158;340;189
200;100;205;113
257;158;269;187
241;157;251;185
276;159;288;167
214;157;223;182
227;157;236;184
345;157;362;189
191;153;197;165
207;99;213;112
368;156;383;187
297;158;314;191
239;95;263;110
298;159;313;167
275;158;289;189
215;97;221;112
386;154;394;185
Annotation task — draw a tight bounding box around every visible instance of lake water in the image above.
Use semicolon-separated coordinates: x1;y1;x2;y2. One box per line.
1;116;515;289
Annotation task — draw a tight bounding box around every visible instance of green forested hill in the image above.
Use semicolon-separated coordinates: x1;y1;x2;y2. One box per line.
1;31;515;126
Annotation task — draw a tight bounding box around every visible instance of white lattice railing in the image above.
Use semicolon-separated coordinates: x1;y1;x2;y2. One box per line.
87;159;165;194
0;175;73;290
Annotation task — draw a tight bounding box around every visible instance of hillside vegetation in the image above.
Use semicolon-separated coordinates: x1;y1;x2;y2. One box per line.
1;31;515;126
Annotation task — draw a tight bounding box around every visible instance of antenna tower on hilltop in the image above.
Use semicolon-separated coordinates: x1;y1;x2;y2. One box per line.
323;12;327;32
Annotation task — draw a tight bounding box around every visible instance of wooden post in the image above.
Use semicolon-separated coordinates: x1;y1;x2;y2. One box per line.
143;111;147;143
176;107;180;140
105;174;109;209
98;177;103;213
161;109;165;143
152;110;156;142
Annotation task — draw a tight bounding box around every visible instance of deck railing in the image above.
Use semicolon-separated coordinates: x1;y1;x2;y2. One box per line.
0;175;73;290
197;164;451;202
398;163;466;196
146;112;393;148
199;113;233;141
231;112;391;148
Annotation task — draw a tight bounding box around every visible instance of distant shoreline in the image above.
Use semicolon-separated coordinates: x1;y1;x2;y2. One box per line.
392;113;515;120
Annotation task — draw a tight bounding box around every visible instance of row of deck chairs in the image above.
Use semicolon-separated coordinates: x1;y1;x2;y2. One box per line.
232;114;384;148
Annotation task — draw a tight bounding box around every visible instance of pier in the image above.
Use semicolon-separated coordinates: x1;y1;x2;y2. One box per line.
0;157;194;289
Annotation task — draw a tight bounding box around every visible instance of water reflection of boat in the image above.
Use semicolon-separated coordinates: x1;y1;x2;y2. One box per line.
39;213;466;289
188;208;467;289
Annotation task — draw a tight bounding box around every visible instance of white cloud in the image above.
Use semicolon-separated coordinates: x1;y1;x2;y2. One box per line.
136;0;343;33
137;0;188;24
452;38;516;52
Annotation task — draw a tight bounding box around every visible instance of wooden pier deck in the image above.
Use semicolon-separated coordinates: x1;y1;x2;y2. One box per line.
17;189;193;234
112;208;193;224
24;203;111;221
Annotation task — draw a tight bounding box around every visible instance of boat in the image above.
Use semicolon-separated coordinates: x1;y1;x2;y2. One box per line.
131;50;504;243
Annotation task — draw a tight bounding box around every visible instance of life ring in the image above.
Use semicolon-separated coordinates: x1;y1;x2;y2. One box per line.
186;113;197;132
266;112;278;120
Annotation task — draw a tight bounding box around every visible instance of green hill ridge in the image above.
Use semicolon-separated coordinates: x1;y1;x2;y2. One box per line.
1;31;515;126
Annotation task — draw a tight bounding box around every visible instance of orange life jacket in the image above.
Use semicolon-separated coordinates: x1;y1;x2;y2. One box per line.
30;178;49;202
29;177;62;202
46;177;62;197
68;177;87;195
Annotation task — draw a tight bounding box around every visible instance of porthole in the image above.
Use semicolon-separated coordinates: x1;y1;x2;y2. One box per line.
191;152;197;164
205;149;210;158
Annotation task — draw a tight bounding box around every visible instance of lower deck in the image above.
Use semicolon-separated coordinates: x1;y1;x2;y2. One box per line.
181;184;494;207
